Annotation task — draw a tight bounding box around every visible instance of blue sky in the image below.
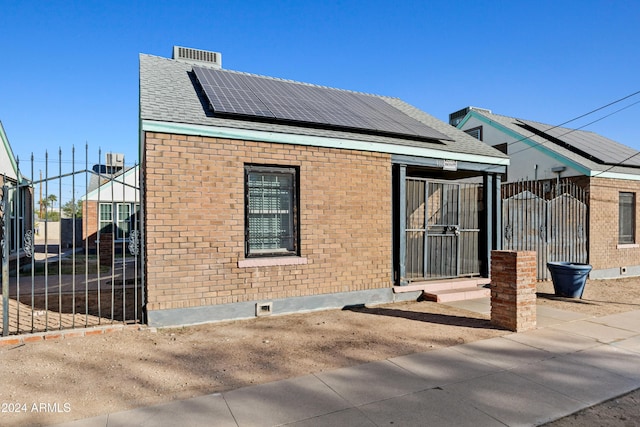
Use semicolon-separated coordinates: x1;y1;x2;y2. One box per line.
1;0;639;173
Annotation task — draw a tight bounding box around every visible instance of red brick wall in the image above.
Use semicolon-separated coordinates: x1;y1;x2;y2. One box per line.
143;132;393;312
83;201;98;250
588;177;640;271
490;250;536;332
98;233;114;265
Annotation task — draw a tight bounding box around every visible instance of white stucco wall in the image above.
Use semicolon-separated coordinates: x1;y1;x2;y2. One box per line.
84;166;140;202
0;122;18;181
460;116;583;182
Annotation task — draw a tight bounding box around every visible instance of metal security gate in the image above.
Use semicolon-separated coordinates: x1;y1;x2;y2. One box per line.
502;179;588;280
405;178;481;280
1;147;144;336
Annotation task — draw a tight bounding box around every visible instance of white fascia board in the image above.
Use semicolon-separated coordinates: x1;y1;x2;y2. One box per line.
589;170;640;181
142;120;509;166
82;166;140;201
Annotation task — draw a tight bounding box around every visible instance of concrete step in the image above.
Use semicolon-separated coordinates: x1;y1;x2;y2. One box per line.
422;286;491;303
393;277;490;294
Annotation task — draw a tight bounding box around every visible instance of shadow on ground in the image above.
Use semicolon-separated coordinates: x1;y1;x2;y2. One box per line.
342;304;503;330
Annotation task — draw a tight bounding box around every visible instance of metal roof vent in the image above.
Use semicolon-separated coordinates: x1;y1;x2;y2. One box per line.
106;152;125;168
172;46;222;68
449;106;492;127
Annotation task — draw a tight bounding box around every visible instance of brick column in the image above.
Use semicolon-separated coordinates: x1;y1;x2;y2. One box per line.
490;250;537;332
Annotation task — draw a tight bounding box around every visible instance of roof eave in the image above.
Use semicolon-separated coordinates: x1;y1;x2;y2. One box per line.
141;119;510;166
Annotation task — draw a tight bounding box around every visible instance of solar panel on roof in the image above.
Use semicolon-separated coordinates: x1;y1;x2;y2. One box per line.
192;66;452;141
517;119;640;168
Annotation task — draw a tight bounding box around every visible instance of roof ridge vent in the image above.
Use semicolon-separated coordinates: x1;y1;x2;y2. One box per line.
172;46;222;68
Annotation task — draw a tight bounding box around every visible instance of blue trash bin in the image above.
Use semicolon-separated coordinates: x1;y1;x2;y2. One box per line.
547;262;592;298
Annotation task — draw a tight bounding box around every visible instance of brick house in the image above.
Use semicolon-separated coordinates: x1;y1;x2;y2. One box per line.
82;163;140;256
453;107;640;279
139;47;508;327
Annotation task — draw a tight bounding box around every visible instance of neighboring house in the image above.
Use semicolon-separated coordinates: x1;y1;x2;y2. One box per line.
82;161;140;253
454;107;640;279
0;121;33;259
139;47;509;327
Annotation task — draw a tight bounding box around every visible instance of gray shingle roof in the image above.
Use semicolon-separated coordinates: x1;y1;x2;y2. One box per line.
139;54;507;161
471;110;640;176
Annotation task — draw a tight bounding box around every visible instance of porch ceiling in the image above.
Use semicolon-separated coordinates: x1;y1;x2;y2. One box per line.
392;154;507;177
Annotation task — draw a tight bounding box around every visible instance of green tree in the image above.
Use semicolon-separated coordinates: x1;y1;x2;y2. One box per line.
46;211;60;222
62;200;83;218
39;194;60;219
47;194;57;209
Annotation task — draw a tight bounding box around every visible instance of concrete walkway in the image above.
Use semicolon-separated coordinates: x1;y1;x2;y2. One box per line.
55;299;640;426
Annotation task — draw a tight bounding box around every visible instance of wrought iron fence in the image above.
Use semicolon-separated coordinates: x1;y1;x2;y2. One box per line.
1;147;144;336
502;179;588;280
405;178;482;280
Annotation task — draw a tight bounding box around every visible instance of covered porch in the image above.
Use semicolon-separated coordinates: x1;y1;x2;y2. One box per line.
393;154;506;287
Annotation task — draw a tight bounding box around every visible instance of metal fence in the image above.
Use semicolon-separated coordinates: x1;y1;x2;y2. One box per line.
502;179;588;280
405;178;482;280
1;147;144;336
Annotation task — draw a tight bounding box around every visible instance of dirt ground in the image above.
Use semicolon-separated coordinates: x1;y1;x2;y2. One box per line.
1;277;639;427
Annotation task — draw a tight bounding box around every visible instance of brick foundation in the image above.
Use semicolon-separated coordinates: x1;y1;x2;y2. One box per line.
490;250;537;332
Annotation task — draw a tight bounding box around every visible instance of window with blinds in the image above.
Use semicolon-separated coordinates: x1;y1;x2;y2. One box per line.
245;165;298;257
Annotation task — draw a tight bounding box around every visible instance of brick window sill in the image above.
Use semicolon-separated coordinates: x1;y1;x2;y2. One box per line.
617;243;639;249
238;257;308;268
